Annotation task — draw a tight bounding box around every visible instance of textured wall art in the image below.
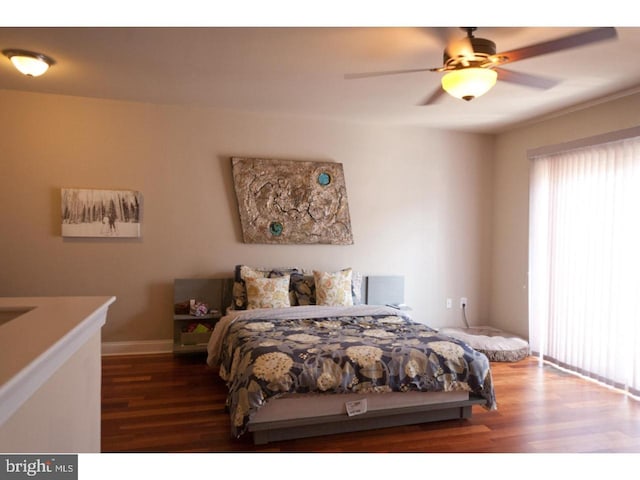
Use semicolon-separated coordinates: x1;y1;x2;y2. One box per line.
231;157;354;244
61;188;142;238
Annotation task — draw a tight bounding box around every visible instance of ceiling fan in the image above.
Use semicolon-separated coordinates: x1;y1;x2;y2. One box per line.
345;27;618;105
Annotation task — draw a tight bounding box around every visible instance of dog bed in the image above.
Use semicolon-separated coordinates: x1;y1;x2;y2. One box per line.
438;326;530;362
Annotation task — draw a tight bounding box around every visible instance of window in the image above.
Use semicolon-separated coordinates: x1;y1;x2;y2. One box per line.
528;128;640;397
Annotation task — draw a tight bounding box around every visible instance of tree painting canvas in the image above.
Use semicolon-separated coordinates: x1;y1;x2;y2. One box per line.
61;188;142;238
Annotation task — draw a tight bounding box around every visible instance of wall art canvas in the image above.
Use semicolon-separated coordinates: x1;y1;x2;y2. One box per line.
61;188;142;238
231;157;354;245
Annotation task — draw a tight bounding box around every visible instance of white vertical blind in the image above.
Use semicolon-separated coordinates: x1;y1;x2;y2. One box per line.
529;134;640;397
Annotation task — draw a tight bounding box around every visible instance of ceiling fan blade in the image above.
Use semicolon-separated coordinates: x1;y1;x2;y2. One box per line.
417;87;446;106
495;67;560;90
498;27;617;64
344;67;440;80
430;27;457;44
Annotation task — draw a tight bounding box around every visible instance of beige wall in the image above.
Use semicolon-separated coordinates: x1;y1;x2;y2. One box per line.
0;89;495;343
490;92;640;339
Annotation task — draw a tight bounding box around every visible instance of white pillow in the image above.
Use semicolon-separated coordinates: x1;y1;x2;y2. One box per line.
313;268;354;306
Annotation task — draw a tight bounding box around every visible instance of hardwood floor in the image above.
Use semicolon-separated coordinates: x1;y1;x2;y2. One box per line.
101;353;640;453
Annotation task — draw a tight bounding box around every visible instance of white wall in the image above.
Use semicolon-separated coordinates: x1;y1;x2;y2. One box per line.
490;91;640;338
0;89;494;343
0;332;102;453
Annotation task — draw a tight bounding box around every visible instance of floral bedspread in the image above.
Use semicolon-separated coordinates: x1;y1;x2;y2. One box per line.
208;305;496;438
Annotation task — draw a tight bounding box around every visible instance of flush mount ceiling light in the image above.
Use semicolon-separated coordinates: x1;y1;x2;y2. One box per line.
2;49;55;77
441;67;498;101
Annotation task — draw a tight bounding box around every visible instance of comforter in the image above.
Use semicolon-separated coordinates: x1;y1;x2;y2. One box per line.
207;305;496;438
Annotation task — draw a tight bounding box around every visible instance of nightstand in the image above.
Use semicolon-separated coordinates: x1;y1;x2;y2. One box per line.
173;278;232;354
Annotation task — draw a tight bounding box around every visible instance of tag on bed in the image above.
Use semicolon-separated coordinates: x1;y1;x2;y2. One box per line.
345;399;367;417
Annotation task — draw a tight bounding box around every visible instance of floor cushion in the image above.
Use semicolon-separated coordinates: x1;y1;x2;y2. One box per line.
438;326;530;362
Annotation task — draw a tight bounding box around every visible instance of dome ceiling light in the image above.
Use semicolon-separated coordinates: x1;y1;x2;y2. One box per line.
2;49;56;77
441;67;498;101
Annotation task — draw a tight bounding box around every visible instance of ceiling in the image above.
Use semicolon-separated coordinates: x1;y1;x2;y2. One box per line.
2;26;640;133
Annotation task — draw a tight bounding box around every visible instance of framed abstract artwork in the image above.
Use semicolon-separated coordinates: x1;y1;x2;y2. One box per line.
61;188;142;238
231;157;354;245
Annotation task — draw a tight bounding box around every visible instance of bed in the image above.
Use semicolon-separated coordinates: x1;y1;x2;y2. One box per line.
206;266;497;444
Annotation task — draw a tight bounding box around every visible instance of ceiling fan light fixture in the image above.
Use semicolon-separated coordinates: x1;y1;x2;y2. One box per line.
441;67;497;101
3;49;55;77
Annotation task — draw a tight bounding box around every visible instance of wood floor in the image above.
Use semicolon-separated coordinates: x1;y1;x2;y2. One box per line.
101;353;640;453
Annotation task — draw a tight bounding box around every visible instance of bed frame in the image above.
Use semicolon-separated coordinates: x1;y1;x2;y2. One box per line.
247;394;486;445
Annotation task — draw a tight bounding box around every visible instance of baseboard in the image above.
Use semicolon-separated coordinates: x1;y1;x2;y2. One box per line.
101;339;173;356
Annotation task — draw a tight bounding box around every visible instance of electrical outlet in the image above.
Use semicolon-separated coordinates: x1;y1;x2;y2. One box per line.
446;298;452;309
460;297;468;308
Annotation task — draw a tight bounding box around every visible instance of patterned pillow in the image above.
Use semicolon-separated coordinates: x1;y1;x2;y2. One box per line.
240;265;269;281
245;275;291;309
313;268;354;306
231;265;266;310
291;269;363;306
232;265;299;309
290;272;315;305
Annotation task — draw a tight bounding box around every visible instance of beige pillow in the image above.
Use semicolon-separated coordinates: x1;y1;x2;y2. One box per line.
313;268;354;306
245;275;291;309
240;265;269;280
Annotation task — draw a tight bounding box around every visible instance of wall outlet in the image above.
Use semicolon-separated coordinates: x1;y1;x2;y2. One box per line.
460;297;468;308
446;298;452;309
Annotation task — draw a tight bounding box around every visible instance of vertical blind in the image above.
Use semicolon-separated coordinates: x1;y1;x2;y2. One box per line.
529;133;640;397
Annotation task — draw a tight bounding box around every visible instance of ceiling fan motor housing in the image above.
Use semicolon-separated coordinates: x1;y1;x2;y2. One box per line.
443;37;497;64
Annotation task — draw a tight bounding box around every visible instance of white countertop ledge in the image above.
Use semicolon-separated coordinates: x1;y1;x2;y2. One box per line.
0;296;116;427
